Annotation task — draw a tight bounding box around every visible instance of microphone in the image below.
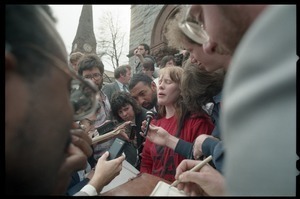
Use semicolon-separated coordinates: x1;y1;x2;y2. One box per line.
143;111;155;136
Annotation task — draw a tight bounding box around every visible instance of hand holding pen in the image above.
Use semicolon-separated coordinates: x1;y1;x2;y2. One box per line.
170;155;212;187
172;155;226;196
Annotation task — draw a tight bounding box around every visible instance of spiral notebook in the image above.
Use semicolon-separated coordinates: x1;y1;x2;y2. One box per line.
150;181;187;196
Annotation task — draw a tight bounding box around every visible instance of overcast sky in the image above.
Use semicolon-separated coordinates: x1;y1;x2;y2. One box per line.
50;4;131;72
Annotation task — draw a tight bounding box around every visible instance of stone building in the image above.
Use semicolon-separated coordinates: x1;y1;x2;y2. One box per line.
128;5;181;72
71;4;182;81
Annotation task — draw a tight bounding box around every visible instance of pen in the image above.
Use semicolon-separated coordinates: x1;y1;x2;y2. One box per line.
169;155;212;187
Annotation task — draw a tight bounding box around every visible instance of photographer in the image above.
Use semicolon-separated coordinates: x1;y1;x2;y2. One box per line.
174;50;190;67
133;43;159;78
159;55;176;69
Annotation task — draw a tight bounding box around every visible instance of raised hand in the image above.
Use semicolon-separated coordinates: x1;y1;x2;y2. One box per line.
140;120;179;150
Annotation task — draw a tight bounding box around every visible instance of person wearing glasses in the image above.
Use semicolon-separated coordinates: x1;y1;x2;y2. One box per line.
102;64;132;102
172;5;296;196
163;5;227;172
164;6;231;73
77;54;117;162
5;5;126;195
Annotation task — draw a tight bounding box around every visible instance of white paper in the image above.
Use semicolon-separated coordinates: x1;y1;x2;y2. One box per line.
100;159;140;193
150;181;187;196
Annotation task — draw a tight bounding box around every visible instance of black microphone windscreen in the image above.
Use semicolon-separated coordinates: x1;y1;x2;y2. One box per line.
144;111;155;136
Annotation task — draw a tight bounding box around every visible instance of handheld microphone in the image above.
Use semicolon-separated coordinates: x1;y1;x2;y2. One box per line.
143;111;155;136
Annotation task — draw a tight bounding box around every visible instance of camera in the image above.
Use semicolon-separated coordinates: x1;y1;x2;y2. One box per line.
174;53;184;66
129;123;137;140
127;49;139;58
174;53;184;59
96;120;117;136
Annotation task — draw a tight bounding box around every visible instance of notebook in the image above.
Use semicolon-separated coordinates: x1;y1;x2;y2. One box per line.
150;181;187;196
100;159;139;194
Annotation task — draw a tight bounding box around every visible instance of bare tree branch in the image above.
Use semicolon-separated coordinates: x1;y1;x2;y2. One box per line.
96;10;128;70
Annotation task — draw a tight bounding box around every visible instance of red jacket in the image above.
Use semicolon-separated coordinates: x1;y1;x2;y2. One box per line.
140;114;213;182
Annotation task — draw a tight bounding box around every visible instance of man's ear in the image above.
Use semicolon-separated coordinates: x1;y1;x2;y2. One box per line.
151;81;157;90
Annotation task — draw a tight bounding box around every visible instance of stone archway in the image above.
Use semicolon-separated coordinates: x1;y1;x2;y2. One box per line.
150;5;181;64
151;5;177;52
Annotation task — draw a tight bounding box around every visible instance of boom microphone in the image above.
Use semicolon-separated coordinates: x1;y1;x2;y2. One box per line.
143;111;155;136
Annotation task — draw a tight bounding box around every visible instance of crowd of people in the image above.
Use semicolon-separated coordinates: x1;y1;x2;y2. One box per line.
5;4;297;196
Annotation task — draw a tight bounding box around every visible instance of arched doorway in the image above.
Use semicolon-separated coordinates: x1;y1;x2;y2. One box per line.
150;5;181;65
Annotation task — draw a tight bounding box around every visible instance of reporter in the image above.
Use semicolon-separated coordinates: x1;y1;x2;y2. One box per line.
5;5;123;195
172;5;296;196
66;112;130;195
189;5;297;196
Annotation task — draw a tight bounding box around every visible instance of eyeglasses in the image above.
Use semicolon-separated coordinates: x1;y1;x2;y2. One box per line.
83;73;103;80
7;43;99;121
178;5;209;45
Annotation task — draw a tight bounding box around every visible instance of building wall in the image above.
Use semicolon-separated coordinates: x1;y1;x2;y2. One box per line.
129;5;164;50
129;5;163;71
129;4;181;73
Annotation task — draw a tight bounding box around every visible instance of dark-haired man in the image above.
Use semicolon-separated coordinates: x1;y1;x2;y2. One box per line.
133;43;159;78
129;73;158;114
